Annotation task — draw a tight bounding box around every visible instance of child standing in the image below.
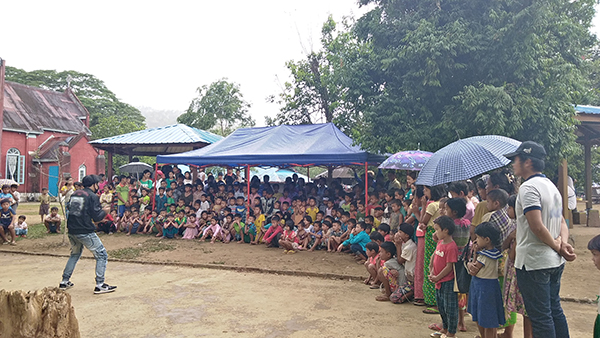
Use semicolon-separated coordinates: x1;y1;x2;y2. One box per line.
429;216;459;338
467;222;506;338
588;234;600;338
39;188;50;223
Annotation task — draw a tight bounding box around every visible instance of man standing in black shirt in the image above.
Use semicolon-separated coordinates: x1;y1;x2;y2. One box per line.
60;175;117;294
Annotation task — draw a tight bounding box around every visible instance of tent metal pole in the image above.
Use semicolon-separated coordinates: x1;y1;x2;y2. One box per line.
307;167;310;183
152;163;157;211
364;162;368;213
247;165;251;210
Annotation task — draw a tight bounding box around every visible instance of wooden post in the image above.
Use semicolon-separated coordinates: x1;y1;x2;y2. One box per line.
558;159;572;228
364;162;369;211
107;151;113;180
307;167;310;183
246;165;251;209
585;139;593;211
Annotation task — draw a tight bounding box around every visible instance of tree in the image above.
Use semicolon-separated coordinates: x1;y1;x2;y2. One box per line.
347;0;596;171
178;79;255;136
5;66;148;171
4;67;146;139
267;16;364;132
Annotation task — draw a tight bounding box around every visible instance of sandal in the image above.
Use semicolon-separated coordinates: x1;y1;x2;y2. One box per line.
430;333;442;337
423;307;439;314
413;299;426;306
428;323;443;331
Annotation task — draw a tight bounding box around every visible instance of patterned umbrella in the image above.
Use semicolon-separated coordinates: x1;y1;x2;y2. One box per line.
415;135;521;186
0;179;18;187
378;150;433;171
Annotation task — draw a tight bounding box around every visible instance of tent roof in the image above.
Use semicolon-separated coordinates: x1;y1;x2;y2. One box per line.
89;124;223;156
157;123;386;167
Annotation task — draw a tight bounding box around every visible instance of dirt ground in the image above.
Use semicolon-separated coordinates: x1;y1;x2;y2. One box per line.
3;223;600;300
0;253;596;338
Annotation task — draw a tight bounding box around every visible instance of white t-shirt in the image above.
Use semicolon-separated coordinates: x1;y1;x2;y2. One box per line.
401;239;417;281
15;221;27;230
515;174;565;271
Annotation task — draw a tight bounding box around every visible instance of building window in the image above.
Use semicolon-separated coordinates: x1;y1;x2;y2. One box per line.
78;164;86;182
5;148;24;184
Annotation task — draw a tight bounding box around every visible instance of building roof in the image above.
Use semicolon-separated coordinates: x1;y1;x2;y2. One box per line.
3;81;91;135
89;124;223;156
575;105;600;144
33;133;91;162
157;123;386;167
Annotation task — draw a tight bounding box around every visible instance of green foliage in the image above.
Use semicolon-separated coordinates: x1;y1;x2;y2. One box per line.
5;67;146;138
177;79;255;136
5;66;147;173
274;0;597;175
268;16;364;132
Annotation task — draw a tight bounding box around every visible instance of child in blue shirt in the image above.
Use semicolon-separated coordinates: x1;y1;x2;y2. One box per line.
235;196;247;220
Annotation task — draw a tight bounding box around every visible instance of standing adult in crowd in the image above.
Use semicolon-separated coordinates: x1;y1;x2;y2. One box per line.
505;141;576;338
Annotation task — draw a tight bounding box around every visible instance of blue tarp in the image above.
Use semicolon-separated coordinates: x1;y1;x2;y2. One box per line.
157;123;386;167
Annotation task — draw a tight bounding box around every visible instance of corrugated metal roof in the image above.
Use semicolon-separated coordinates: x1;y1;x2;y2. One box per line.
89;124;223;146
3;81;91;134
575;105;600;115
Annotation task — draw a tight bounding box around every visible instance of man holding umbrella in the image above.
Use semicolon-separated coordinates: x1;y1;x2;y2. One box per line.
59;175;117;294
504;141;576;338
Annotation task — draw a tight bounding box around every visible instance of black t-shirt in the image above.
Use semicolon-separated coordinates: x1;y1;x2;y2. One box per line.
67;188;106;234
0;208;14;226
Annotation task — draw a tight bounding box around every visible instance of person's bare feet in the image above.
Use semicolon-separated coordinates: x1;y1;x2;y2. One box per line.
126;233;131;236
375;294;390;301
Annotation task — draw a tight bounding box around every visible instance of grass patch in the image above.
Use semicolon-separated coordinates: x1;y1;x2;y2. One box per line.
108;239;176;260
209;261;225;265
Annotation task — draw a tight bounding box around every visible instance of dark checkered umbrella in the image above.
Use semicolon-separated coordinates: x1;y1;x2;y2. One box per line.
415;135;521;186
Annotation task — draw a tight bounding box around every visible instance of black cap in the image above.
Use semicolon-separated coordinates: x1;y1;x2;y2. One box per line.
504;141;546;160
82;175;102;187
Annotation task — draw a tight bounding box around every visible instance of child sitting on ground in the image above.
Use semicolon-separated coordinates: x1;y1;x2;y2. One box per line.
251;206;266;244
44;206;62;234
364;241;382;287
182;214;199;239
338;222;371;262
14;215;28;237
162;213;178;239
141;210;158;235
390;223;417;304
378;223;392;241
327;220;344;252
308;221;323;252
126;209;141;235
263;215;283;247
243;214;257;244
296;222;310;250
376;241;402;301
200;213;222;243
278;219;299;254
468;222;506;338
97;210;117;234
232;214;245;243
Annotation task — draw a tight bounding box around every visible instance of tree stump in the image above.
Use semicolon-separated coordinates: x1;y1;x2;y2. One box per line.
0;287;80;338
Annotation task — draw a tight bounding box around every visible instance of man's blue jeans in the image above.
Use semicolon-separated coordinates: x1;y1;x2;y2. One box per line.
62;233;108;285
516;264;569;338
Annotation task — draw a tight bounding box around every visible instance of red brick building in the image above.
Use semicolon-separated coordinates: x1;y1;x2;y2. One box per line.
0;63;105;196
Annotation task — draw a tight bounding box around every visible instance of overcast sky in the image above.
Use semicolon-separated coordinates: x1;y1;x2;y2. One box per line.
2;1;599;127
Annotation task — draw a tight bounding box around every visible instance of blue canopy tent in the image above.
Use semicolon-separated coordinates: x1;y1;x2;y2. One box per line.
157;123;386;207
157;123;385;167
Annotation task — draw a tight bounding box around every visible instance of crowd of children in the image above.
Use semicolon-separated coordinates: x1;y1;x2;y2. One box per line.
0;184;27;245
14;163;599;337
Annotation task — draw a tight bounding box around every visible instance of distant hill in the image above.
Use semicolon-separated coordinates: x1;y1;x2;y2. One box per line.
137;106;183;128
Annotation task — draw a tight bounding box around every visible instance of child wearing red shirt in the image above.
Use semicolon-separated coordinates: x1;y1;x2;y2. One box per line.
429;216;459;337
